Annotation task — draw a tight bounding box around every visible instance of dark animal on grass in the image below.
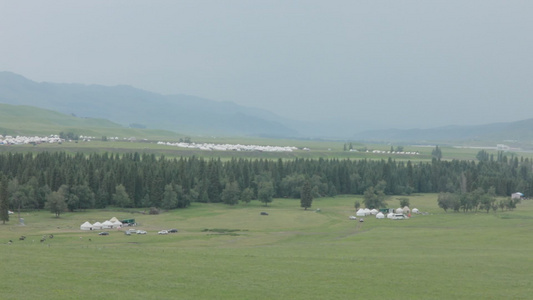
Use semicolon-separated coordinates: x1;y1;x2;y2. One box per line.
19;236;26;240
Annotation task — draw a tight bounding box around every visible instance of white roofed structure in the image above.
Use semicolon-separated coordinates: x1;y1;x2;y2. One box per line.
80;221;93;230
102;220;114;229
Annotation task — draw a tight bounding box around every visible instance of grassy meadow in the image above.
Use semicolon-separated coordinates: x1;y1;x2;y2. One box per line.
1;194;532;299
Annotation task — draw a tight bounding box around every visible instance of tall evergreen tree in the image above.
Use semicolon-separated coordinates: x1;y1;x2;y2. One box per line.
0;175;9;224
161;184;178;209
300;180;313;210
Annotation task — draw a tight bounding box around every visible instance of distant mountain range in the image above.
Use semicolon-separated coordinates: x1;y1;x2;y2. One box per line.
1;71;533;144
0;71;298;138
353;119;533;145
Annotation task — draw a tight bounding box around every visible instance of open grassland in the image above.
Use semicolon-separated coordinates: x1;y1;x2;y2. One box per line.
4;139;520;162
1;195;532;299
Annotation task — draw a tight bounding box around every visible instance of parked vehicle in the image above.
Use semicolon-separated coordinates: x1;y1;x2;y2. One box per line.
98;232;109;235
158;230;168;235
392;214;408;220
136;230;147;234
168;229;178;233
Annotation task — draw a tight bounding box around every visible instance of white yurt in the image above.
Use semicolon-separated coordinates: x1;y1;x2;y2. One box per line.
356;209;366;217
375;212;385;219
112;220;123;228
363;208;371;216
109;217;120;223
370;209;378;215
92;222;103;230
395;207;404;214
80;221;93;231
403;206;411;215
387;212;394;219
102;220;114;229
412;208;420;214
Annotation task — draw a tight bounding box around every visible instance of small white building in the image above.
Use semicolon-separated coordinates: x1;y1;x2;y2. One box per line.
511;192;524;200
80;221;93;231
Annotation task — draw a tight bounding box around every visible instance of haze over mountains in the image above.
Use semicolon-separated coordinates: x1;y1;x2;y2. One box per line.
1;71;533;144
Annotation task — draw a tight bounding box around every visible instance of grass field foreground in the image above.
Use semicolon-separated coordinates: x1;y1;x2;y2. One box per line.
1;194;532;299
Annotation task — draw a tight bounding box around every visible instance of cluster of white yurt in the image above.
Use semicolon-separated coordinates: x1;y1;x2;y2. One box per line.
356;209;366;217
80;221;93;230
375;212;385;219
403;206;411;215
79;217;123;230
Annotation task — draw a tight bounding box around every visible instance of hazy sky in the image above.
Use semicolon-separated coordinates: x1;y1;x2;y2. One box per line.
1;1;532;129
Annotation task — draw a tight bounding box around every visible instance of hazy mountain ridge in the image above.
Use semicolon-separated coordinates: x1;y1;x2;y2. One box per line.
2;71;533;143
0;72;298;137
353;119;533;145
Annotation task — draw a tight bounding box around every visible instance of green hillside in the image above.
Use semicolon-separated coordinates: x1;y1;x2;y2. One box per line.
0;103;180;140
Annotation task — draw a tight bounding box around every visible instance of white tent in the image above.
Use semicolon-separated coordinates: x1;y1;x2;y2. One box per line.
92;222;103;230
395;208;404;214
375;212;385;219
110;217;120;223
403;206;411;215
356;209;366;217
80;221;93;231
387;212;394;219
112;220;123;228
102;220;114;229
412;208;420;214
363;208;371;216
370;209;378;215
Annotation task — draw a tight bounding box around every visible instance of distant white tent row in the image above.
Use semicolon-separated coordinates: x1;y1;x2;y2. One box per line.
354;207;420;220
80;218;123;230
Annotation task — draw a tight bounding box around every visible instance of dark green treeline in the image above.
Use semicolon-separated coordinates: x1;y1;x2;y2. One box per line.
1;151;531;211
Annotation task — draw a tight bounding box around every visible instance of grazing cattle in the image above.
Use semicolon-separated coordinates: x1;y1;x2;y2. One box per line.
19;236;26;241
49;234;54;239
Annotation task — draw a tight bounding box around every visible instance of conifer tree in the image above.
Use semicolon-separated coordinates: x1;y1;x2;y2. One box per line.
0;175;9;224
300;180;313;210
